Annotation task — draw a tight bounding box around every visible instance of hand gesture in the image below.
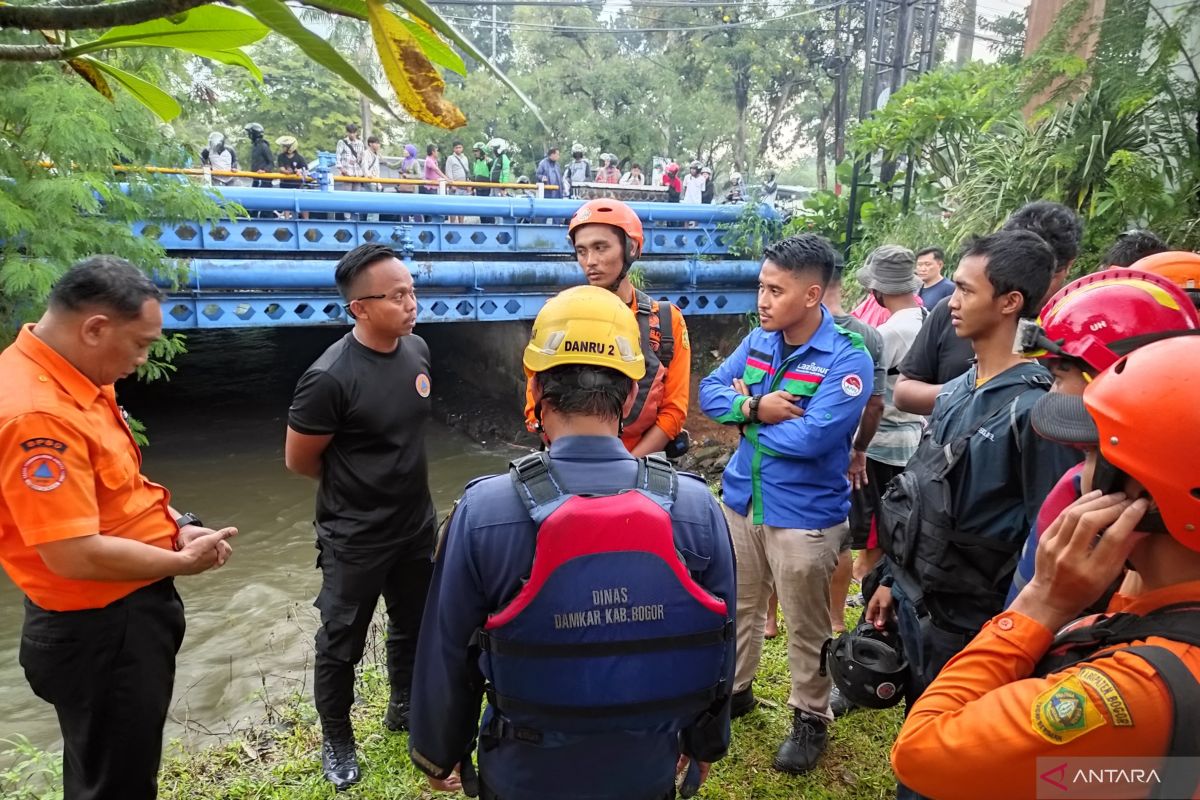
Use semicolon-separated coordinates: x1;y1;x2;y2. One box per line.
176;527;236;575
1011;491;1148;631
757;391;804;424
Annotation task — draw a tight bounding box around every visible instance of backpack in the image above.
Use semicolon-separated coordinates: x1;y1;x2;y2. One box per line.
1034;604;1200;799
475;452;730;745
877;380;1033;619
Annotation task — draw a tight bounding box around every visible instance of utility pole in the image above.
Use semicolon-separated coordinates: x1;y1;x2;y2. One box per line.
491;3;497;61
843;0;941;254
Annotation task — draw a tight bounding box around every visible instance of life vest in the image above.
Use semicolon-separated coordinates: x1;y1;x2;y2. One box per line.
1033;604;1200;799
622;289;675;441
476;452;730;744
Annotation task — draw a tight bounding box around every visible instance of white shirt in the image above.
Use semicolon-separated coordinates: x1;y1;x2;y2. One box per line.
868;306;928;466
682;173;706;204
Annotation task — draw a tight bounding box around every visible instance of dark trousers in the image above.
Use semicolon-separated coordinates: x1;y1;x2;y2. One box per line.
479;778;675;800
313;543;434;722
892;583;974;800
19;579;185;800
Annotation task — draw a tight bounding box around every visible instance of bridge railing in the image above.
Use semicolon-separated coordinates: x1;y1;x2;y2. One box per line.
123;183;770;328
132;185;761;259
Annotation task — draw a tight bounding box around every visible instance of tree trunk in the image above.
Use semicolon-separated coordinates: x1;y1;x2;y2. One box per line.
956;0;977;65
756;79;797;162
816;131;828;191
359;93;371;141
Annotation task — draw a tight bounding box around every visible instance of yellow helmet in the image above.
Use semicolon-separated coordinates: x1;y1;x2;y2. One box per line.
523;286;646;380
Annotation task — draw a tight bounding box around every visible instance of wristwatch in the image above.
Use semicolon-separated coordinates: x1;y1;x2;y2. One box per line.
175;512;203;530
747;395;762;423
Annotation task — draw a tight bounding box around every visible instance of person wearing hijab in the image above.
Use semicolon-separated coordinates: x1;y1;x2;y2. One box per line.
400;144;421;194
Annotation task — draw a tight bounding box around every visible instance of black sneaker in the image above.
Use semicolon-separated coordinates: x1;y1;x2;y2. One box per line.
383;689;411;732
730;686;757;719
321;720;361;791
772;710;828;774
830;685;856;718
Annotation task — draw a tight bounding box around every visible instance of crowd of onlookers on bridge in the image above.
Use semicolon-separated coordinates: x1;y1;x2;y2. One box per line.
198;123;778;206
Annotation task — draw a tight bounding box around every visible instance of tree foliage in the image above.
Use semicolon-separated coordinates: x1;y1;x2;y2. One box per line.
0;63;234;344
0;0;538;132
832;0;1200;273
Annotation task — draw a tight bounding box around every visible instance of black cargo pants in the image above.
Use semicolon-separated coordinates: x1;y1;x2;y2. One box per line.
19;578;185;800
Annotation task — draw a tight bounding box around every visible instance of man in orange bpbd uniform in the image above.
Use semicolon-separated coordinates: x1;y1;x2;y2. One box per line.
891;335;1200;800
0;256;237;800
525;198;692;457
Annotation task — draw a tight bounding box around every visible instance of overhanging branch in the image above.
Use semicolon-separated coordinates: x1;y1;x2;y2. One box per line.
0;43;65;61
0;0;212;31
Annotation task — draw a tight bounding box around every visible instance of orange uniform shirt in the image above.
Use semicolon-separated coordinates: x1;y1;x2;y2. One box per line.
891;580;1200;800
0;326;175;611
524;294;691;451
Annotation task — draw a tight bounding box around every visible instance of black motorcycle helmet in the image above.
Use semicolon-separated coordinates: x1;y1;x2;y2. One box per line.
821;621;909;709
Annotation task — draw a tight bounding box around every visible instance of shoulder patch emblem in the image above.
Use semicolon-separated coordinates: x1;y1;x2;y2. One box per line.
415;373;431;398
1077;666;1134;727
21;454;66;492
1031;675;1107;744
841;374;863;397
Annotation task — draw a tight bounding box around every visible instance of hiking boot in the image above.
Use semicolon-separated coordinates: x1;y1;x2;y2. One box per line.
830;685;856;718
383;689;411;732
772;710;828;774
730;686;757;719
321;719;361;791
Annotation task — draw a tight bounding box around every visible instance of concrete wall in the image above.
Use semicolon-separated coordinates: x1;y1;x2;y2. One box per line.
424;320;531;408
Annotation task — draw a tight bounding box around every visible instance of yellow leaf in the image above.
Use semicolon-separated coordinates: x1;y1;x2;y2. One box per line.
67;58;114;101
365;0;466;130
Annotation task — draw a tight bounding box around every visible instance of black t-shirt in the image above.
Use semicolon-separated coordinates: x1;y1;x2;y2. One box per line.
899;297;975;385
288;332;436;554
278;151;308;172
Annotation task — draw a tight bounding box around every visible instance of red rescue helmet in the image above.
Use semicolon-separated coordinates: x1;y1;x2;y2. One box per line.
568;199;645;269
1085;336;1200;550
1030;268;1199;375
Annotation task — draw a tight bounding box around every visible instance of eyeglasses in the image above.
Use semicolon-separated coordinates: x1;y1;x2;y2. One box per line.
349;294;387;304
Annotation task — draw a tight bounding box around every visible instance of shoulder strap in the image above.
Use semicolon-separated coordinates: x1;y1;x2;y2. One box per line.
1037;605;1200;675
1117;645;1200;797
636;453;678;506
657;302;675;367
509;452;569;525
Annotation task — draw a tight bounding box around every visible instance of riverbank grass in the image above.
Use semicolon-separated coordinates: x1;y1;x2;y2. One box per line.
3;609;902;800
154;623;901;800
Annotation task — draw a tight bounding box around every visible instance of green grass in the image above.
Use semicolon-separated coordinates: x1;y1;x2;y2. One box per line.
4;608;903;800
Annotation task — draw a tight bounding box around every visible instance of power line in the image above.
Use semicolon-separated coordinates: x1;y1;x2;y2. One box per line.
439;1;853;34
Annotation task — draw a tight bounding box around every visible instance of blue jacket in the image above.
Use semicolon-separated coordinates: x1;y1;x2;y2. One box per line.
536;156;563;199
699;308;873;529
408;436;736;800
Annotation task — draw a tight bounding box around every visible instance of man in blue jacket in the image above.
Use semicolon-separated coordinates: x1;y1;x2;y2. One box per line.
700;233;873;774
410;285;736;800
535;147;563;199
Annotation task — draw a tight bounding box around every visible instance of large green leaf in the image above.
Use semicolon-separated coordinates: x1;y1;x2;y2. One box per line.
394;0;548;132
87;59;182;122
65;6;268;57
400;18;465;76
235;0;397;117
306;0;544;129
299;0;464;75
186;48;264;82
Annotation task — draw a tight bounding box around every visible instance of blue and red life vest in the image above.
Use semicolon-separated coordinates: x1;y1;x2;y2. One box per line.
476;452;730;742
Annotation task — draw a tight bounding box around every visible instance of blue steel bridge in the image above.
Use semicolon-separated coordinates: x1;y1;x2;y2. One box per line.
137;186;764;329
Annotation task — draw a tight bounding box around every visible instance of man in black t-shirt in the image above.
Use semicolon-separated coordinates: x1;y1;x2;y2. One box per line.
285;244;436;791
894;201;1082;415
